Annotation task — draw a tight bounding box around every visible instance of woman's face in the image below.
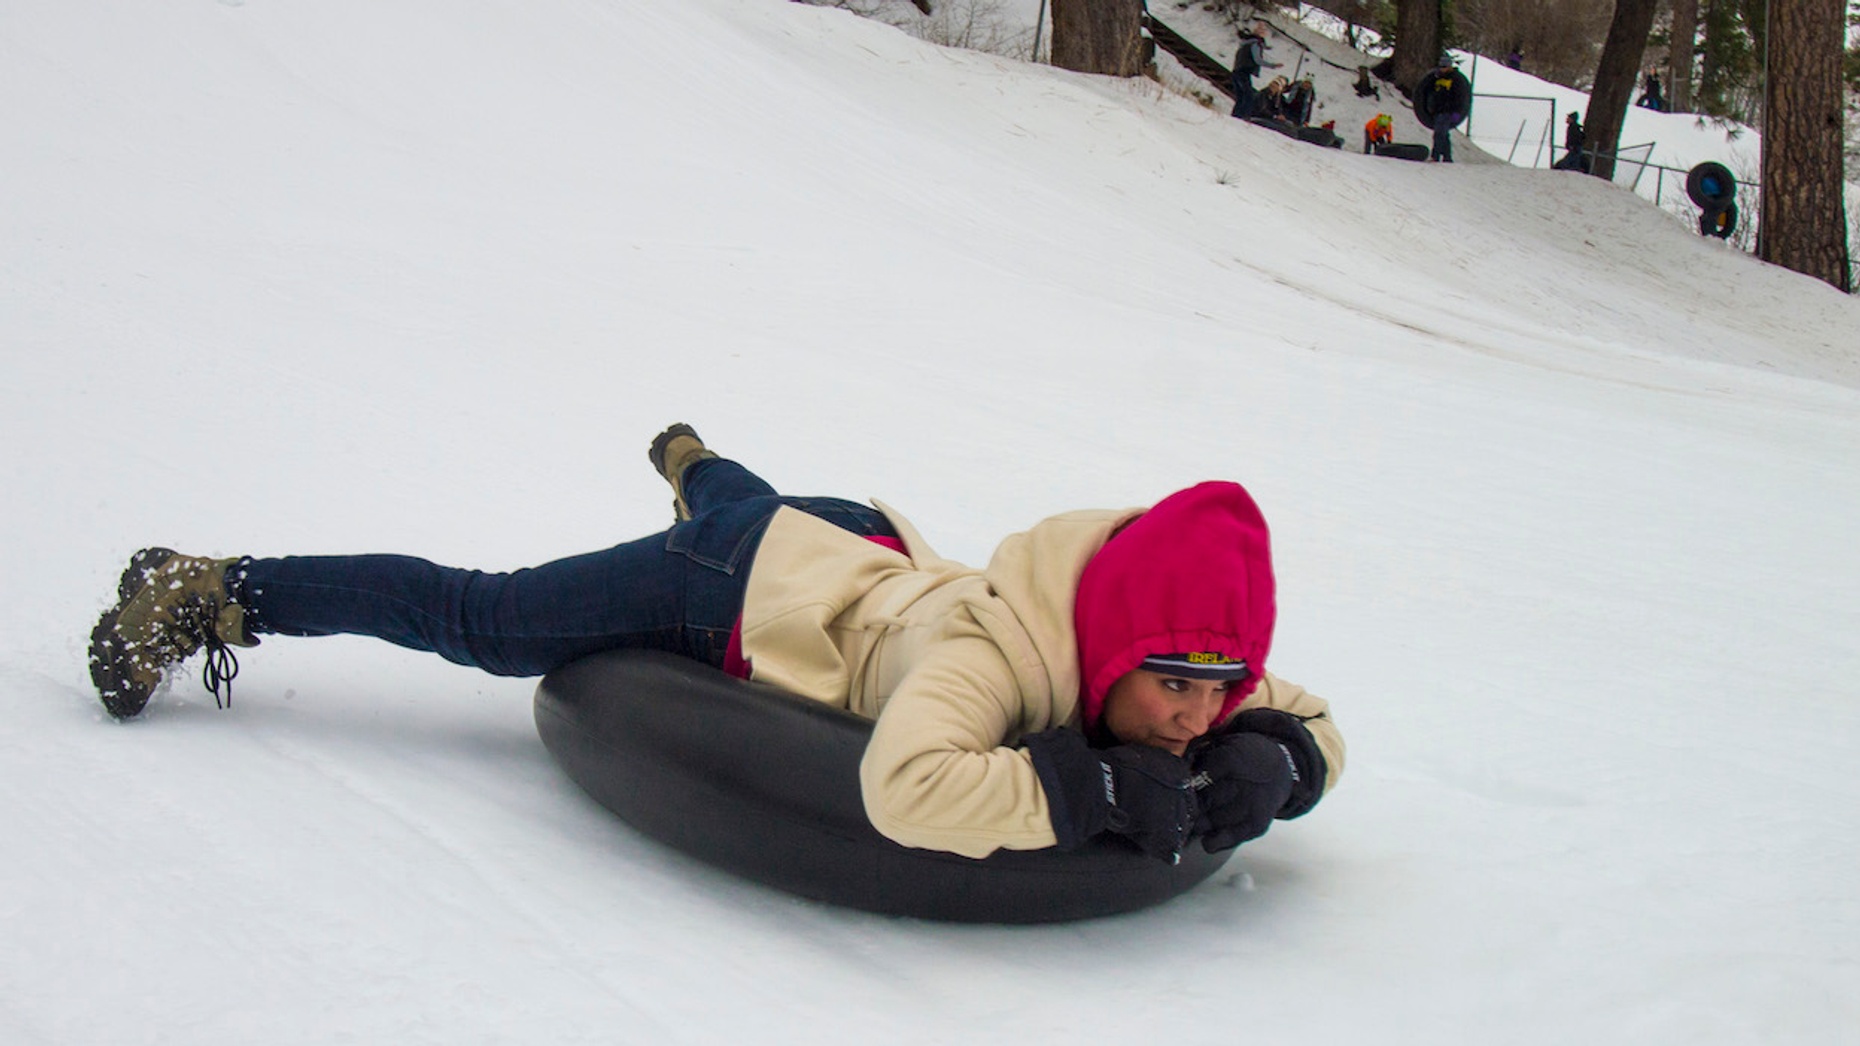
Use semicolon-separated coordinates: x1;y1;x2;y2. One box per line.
1101;669;1237;755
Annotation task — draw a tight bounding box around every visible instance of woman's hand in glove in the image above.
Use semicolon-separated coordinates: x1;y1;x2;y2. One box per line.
1190;731;1298;852
1023;728;1196;863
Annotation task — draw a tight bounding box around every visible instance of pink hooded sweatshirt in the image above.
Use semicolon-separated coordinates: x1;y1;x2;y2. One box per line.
1072;481;1277;730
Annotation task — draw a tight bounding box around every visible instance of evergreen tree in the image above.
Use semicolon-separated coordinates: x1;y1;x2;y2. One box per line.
1453;0;1611;88
1584;0;1661;180
1758;0;1851;290
1845;4;1860;94
1050;0;1145;76
1697;0;1763;120
1669;0;1700;111
1392;0;1445;97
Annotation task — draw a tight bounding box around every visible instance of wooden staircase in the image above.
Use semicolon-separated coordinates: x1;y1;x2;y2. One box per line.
1145;14;1234;100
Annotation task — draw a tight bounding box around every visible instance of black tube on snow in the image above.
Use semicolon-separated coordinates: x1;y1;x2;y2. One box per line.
1686;162;1737;210
534;650;1235;923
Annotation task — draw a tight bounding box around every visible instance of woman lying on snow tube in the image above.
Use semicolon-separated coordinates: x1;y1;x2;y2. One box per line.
89;425;1346;922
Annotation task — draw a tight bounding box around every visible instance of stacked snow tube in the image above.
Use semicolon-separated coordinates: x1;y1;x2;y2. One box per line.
1686;162;1738;240
1686;162;1736;211
1372;142;1430;162
534;650;1236;923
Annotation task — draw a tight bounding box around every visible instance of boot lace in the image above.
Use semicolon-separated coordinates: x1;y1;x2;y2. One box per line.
174;600;239;710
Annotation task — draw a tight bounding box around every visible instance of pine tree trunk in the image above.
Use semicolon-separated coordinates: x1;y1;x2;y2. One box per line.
1757;0;1851;291
1583;0;1660;181
1669;0;1699;111
1392;0;1442;98
1697;0;1723;108
1050;0;1145;77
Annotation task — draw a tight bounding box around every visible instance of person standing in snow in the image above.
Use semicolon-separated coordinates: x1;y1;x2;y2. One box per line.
1636;70;1665;112
1352;65;1380;100
1552;111;1587;171
89;425;1345;865
1228;20;1282;120
1416;53;1472;162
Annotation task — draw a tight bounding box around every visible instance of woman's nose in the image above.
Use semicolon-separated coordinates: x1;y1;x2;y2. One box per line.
1180;691;1222;734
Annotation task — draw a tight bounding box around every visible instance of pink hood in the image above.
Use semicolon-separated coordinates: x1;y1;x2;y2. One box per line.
1073;481;1277;729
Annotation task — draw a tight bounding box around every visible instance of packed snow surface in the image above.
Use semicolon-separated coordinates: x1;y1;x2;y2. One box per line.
4;1;1858;1043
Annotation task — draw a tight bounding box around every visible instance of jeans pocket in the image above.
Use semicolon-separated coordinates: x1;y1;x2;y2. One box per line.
778;497;896;540
663;501;778;575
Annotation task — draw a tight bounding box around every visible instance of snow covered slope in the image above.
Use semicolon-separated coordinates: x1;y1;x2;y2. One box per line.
3;1;1858;1043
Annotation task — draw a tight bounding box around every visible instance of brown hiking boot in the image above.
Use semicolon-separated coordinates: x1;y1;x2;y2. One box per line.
88;548;259;719
647;423;718;522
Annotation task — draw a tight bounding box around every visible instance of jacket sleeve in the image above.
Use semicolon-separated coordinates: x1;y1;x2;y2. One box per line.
1239;671;1345;795
858;620;1065;859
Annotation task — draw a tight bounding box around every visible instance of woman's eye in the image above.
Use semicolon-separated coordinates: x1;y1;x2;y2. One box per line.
1161;678;1189;692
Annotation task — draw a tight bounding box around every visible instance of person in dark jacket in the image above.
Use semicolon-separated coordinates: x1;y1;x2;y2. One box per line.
1352;65;1380;99
1637;70;1665;111
1258;76;1289;121
1281;76;1316;126
1552;111;1587;171
1228;20;1281;120
1417;53;1472;162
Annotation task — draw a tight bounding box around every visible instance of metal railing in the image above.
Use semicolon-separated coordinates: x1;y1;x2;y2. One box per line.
1567;143;1761;250
1466;89;1749;201
1468;93;1558;167
1462;83;1764;248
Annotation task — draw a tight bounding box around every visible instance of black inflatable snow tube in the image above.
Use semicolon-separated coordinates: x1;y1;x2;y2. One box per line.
1247;116;1302;139
1296;126;1345;149
1412;78;1443;128
1699;201;1738;239
1372;142;1431;162
1686;162;1737;210
534;650;1235;923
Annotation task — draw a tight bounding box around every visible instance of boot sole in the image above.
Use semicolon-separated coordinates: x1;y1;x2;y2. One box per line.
649;424;710;523
89;603;154;719
117;547;176;603
647;423;701;479
89;548;179;720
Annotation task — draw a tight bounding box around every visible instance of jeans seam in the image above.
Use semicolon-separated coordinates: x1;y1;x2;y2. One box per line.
255;579;691;643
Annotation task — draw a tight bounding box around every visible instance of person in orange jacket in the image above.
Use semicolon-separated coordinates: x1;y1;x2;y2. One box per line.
1363;112;1393;154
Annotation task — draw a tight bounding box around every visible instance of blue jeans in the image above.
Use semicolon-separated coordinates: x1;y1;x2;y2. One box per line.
1230;78;1258;119
1431;112;1462;161
229;459;896;677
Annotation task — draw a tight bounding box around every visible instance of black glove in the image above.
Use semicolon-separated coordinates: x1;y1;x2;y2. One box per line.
1189;708;1327;853
1023;728;1195;864
1190;733;1296;852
